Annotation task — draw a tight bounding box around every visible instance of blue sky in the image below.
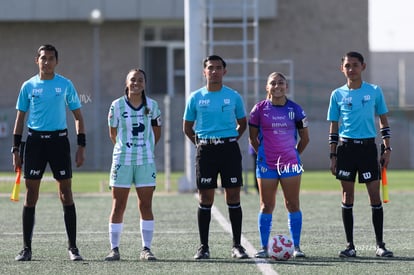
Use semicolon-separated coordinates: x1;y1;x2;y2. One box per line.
369;0;414;51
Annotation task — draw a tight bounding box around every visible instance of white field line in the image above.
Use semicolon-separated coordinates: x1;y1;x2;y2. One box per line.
194;194;278;275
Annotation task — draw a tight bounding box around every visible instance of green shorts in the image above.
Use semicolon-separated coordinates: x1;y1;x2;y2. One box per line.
109;163;157;188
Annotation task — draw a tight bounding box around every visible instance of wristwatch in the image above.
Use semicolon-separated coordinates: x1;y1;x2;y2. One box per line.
11;146;19;154
384;147;392;152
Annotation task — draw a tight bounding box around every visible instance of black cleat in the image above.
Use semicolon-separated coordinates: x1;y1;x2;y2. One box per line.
231;244;248;259
376;243;393;257
194;245;210;260
339;244;356;258
15;247;32;261
68;247;83;261
105;247;120;261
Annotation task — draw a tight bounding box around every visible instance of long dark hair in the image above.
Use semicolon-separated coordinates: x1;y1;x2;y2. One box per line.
125;68;149;115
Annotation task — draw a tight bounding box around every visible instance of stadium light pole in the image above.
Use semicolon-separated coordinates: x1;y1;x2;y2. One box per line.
90;9;103;170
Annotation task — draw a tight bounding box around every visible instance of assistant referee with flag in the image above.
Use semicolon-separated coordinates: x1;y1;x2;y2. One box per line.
12;44;86;261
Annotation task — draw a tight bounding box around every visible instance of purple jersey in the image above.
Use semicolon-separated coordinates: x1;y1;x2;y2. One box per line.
249;99;308;169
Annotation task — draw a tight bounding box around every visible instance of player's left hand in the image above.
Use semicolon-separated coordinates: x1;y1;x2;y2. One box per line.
75;146;85;167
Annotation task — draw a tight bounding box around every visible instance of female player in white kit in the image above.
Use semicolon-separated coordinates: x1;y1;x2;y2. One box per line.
105;68;161;261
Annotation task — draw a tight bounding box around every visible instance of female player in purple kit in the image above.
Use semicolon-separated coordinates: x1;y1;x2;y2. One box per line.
249;72;309;258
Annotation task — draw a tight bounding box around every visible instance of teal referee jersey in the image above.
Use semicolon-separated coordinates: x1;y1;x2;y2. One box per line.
16;73;81;131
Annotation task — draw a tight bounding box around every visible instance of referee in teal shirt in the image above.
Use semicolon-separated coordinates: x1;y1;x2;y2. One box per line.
183;55;248;260
327;51;393;258
12;44;86;262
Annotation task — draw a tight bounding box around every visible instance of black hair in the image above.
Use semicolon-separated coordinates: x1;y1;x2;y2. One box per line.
203;55;226;68
342;51;364;64
37;44;58;61
125;68;150;115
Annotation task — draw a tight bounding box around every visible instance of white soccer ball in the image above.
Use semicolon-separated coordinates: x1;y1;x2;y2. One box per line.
267;234;294;261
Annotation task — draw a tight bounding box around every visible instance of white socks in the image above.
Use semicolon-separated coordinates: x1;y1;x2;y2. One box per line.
109;220;154;249
109;223;123;249
140;219;154;249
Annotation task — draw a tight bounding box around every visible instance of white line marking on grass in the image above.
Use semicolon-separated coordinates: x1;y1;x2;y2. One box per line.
208;201;278;275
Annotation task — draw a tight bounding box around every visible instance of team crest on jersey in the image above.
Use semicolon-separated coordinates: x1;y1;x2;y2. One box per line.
224;99;230;104
288;110;295;120
55;88;62;95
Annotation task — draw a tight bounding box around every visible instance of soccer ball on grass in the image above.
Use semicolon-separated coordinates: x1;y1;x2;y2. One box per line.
267;234;294;260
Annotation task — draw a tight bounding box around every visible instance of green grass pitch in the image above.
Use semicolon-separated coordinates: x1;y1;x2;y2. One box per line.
0;170;413;274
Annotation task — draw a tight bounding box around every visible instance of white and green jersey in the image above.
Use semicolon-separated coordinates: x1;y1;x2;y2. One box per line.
108;95;161;165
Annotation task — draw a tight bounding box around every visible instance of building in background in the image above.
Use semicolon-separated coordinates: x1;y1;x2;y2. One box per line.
1;0;410;170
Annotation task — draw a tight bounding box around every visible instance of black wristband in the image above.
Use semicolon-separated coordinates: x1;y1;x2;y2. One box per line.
380;127;391;139
77;133;86;147
13;134;22;147
329;153;337;159
329;133;339;144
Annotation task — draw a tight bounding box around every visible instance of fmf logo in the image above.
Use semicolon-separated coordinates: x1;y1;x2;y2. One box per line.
30;170;41;176
200;178;212;184
338;170;351;177
199;99;210;106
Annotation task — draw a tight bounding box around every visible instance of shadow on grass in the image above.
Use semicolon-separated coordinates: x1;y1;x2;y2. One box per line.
268;255;414;267
78;255;414;265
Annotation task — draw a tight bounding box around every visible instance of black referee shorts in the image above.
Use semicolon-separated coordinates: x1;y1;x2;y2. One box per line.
24;129;72;180
336;142;380;183
195;140;243;189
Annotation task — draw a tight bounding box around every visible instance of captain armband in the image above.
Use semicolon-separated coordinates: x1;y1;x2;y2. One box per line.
151;116;162;127
380;127;391;139
329;133;339;144
77;133;86;147
295;117;308;129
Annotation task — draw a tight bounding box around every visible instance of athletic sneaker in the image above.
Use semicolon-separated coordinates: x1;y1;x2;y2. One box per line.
194;245;210;260
105;247;120;261
339;245;356;258
140;247;156;261
68;247;83;261
231;244;248;259
376;243;393;257
15;247;32;261
293;246;306;258
254;248;269;258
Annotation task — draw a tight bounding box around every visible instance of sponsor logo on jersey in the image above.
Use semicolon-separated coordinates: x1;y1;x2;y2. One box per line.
132;123;145;136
